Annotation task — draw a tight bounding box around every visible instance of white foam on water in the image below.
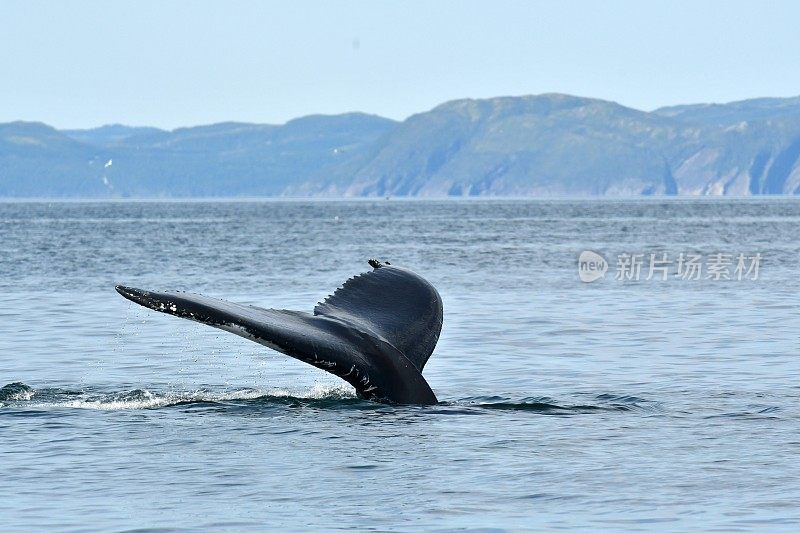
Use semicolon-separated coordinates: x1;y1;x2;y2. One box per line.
9;389;35;401
0;384;36;401
18;383;357;411
59;393;175;411
304;382;355;399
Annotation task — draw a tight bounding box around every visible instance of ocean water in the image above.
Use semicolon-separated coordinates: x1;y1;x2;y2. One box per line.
1;198;799;531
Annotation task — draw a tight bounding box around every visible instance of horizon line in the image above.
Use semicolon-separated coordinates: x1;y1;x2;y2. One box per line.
2;195;798;203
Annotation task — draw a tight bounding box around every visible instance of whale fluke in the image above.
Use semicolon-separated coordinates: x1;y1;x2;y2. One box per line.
116;262;442;405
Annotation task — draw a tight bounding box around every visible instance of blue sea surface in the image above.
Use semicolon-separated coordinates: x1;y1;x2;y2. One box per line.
1;199;799;530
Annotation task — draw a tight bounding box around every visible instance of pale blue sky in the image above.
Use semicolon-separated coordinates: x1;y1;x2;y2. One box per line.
2;0;799;129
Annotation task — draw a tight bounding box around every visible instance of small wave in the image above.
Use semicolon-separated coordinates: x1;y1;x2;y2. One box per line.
594;393;648;403
0;382;35;401
0;382;357;412
58;389;194;411
452;393;657;414
1;382;652;415
256;383;357;402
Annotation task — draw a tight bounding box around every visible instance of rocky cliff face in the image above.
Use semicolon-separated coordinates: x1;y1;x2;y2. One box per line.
655;97;800;196
336;94;800;197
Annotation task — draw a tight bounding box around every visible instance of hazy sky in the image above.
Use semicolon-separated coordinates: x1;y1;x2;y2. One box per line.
2;0;799;129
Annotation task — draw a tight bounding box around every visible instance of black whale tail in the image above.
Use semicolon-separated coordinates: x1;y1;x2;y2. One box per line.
116;261;442;405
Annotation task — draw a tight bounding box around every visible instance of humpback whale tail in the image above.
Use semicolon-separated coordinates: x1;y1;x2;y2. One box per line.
116;260;442;405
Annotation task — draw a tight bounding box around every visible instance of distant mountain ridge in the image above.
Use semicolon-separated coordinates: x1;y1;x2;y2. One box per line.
3;93;800;197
